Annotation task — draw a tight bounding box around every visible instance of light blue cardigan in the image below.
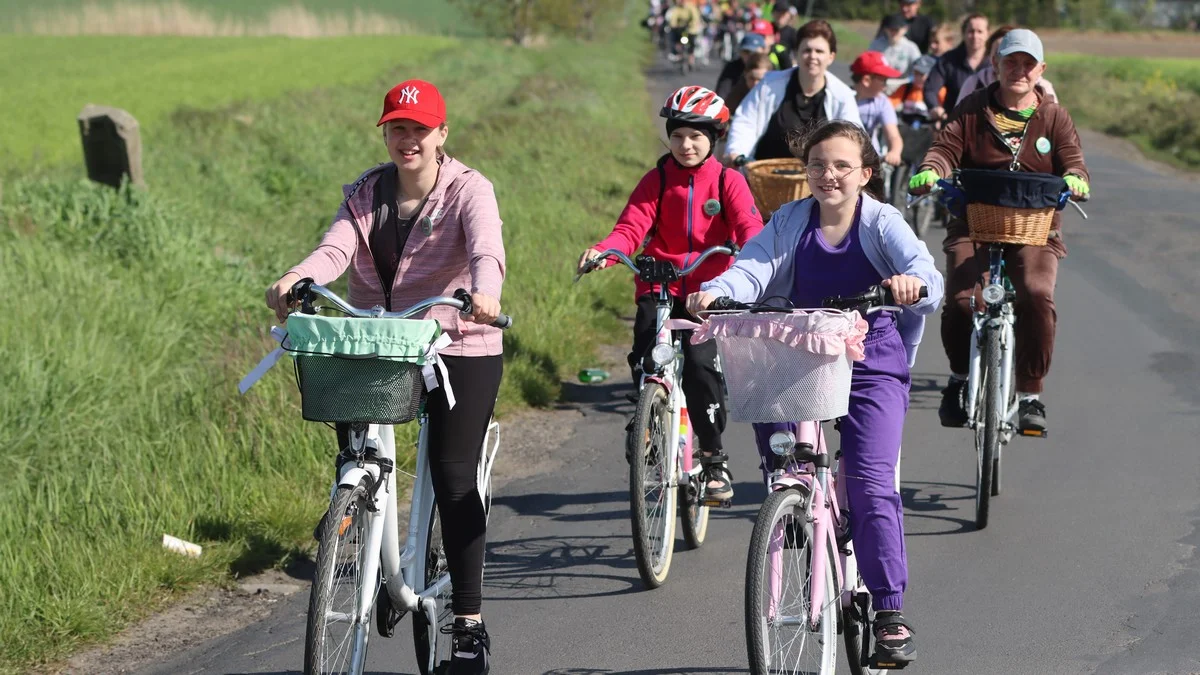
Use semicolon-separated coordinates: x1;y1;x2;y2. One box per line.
700;194;945;367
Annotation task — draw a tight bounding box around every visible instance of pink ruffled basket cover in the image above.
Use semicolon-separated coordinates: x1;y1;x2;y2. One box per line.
692;310;868;422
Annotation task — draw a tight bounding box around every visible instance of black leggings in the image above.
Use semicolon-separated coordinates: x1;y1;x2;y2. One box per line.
629;293;727;451
337;354;503;616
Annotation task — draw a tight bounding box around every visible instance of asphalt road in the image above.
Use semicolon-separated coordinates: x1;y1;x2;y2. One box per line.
139;49;1200;675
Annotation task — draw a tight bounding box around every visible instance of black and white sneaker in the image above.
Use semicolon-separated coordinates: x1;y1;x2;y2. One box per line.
939;378;969;428
1018;398;1047;434
873;611;916;665
443;617;491;675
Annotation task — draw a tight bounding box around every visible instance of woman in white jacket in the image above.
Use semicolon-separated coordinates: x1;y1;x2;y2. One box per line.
725;19;863;163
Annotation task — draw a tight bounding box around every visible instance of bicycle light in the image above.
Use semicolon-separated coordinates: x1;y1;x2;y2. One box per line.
651;343;675;368
768;432;796;456
982;283;1006;305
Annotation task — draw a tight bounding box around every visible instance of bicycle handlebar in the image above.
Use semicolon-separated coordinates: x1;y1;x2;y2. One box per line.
907;175;1089;220
706;284;928;315
287;279;513;329
575;242;741;283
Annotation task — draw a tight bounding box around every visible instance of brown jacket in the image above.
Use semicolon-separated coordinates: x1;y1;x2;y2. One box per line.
921;83;1089;232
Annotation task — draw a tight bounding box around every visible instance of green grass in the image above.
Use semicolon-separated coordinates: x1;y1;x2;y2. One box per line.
1050;53;1200;169
0;34;457;167
0;0;471;34
0;26;653;673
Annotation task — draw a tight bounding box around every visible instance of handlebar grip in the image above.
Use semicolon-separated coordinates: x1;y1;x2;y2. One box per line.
710;297;750;311
491;314;513;329
880;285;930;305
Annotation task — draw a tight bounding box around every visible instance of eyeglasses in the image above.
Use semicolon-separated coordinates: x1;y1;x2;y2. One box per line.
805;162;864;179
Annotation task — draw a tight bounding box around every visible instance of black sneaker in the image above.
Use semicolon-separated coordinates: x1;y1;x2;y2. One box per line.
873;611;916;665
1018;398;1047;434
938;378;968;428
442;617;490;675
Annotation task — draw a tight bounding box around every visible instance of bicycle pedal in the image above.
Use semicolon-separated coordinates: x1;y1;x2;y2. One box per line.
1019;428;1048;438
701;498;732;509
870;657;911;669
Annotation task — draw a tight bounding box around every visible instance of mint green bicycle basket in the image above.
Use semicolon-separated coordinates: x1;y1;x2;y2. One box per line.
285;314;442;424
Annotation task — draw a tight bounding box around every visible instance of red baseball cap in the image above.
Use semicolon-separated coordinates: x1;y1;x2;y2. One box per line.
377;79;446;128
750;19;774;37
850;51;902;79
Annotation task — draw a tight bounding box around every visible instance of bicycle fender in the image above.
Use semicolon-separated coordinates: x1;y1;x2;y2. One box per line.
339;465;378;490
769;475;813;493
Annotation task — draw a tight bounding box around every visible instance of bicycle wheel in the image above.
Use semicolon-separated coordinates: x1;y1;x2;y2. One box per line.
844;584;889;675
629;382;677;589
746;488;838;675
679;462;710;550
974;326;1002;530
412;504;454;675
305;480;372;675
890;164;910;215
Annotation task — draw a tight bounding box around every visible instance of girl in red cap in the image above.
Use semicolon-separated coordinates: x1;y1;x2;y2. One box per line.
576;85;764;504
265;78;503;674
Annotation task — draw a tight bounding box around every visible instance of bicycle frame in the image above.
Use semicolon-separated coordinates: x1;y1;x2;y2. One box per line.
964;246;1017;439
764;420;852;629
334;413;501;674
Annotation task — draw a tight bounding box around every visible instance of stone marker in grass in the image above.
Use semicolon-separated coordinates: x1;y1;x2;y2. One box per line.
77;104;143;188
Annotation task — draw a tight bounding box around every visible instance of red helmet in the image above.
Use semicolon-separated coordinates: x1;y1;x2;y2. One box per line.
661;86;731;134
750;18;774;36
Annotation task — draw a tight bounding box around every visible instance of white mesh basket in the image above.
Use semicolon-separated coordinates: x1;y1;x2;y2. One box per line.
694;310;864;423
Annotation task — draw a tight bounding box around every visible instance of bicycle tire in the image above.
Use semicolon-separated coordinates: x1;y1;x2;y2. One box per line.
745;487;838;675
975;326;1002;530
890;164;910;215
412;504;453;675
629;382;677;589
305;479;372;675
679;466;710;550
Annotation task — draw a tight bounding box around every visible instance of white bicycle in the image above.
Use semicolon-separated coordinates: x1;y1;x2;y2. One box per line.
241;280;511;674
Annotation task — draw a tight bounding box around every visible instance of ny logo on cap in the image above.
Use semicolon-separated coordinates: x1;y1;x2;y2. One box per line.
399;86;420;105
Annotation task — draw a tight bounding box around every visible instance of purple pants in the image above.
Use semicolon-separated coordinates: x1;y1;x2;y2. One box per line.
753;327;910;611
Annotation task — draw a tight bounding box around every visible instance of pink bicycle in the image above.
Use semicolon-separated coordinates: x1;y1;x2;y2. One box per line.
697;285;924;675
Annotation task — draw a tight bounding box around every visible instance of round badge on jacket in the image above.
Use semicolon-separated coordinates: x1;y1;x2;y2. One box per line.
1035;137;1051;154
704;199;721;216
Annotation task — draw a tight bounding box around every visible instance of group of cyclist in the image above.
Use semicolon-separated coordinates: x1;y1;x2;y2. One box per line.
260;1;1091;671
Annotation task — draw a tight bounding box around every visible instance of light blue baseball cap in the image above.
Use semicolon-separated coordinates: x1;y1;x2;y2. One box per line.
740;33;767;51
997;28;1045;63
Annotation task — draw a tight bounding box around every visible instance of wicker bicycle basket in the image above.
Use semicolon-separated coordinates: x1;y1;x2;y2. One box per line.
966;204;1055;246
960;169;1066;246
744;158;811;218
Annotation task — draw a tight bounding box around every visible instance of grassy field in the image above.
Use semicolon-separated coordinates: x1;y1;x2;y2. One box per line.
0;0;470;35
0;26;652;675
0;35;456;167
1050;53;1200;168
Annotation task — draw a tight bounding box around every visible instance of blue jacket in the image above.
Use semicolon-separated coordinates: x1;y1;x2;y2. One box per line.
700;194;945;367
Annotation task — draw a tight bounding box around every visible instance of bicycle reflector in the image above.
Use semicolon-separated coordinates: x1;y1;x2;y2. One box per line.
768;432;796;456
982;283;1006;305
651;343;675;368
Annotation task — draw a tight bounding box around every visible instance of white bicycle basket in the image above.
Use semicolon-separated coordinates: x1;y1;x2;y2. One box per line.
692;310;867;422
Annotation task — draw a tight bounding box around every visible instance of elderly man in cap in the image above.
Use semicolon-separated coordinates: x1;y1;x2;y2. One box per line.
910;28;1091;435
716;32;770;99
876;0;936;54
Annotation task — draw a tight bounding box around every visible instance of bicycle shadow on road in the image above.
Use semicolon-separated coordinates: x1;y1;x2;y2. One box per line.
909;371;944;411
542;662;744;667
484;533;642;601
900;480;977;535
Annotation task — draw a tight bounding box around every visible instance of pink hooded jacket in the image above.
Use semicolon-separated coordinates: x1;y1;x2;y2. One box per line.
595;155;764;300
287;156;505;356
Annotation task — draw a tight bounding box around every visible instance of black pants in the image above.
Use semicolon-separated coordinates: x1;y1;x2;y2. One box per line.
630;294;727;451
337;354;502;616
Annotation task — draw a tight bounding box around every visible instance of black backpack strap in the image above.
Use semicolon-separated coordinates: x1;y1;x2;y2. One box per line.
644;153;673;249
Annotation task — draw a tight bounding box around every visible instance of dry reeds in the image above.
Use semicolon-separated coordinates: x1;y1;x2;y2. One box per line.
11;1;416;37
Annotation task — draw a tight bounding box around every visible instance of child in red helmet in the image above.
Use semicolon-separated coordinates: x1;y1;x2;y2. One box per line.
576;86;764;501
